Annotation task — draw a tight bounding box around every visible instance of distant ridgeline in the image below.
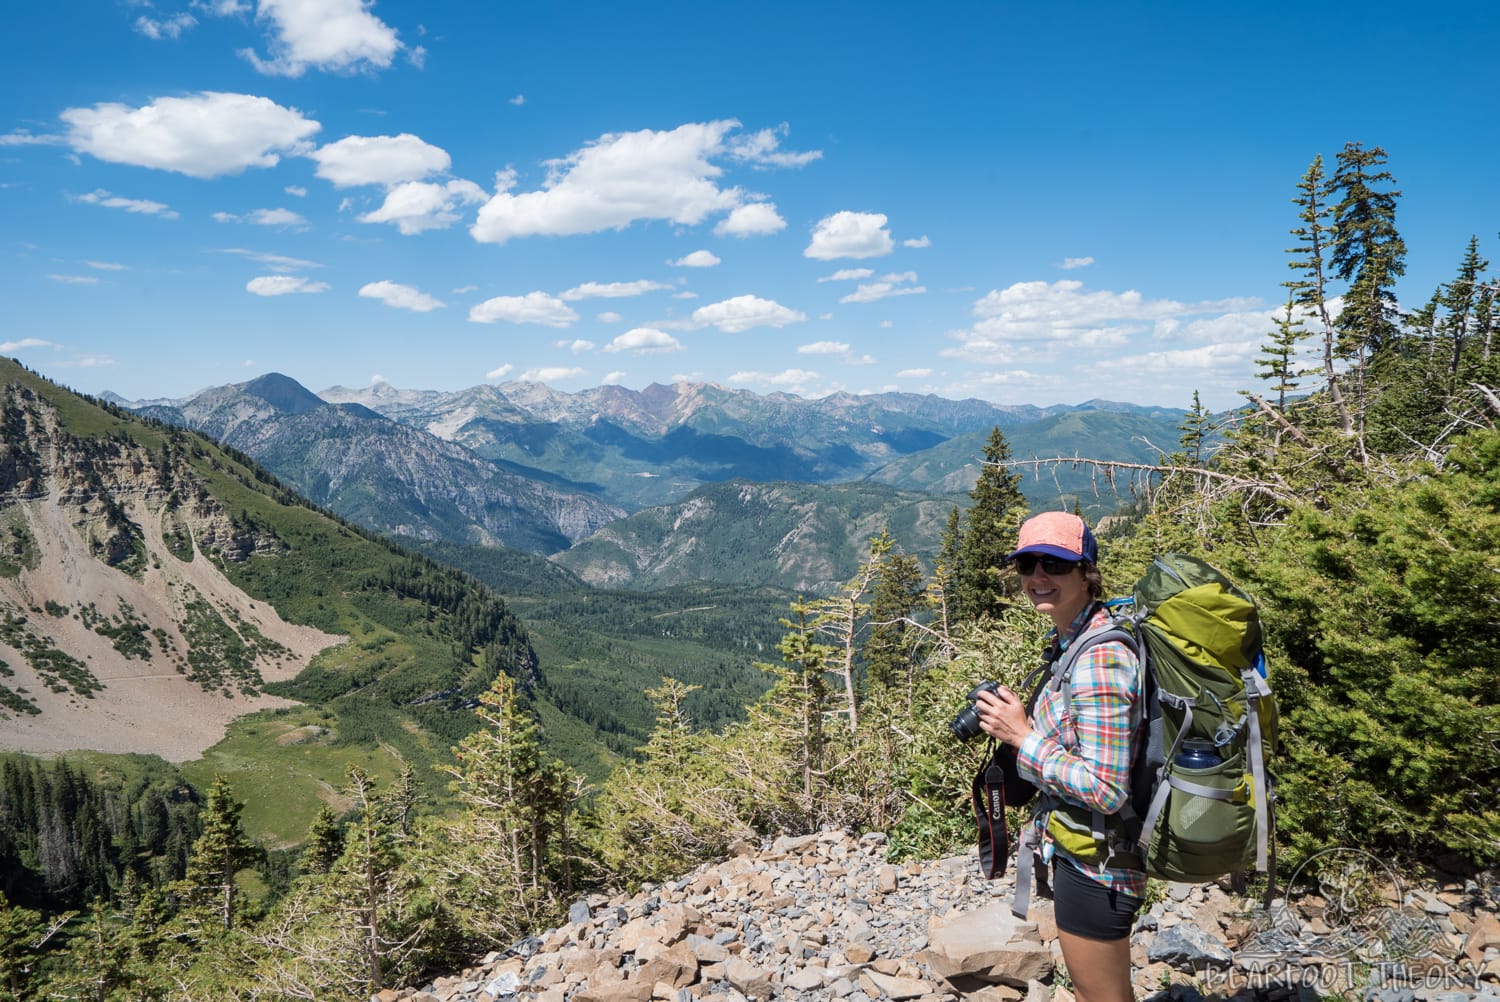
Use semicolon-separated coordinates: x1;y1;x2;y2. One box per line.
120;371;1193;570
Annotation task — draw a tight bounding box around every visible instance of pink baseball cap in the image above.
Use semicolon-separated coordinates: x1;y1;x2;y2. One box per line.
1006;511;1098;564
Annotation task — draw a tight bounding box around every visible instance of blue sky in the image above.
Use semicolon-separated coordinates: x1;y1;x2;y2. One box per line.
3;1;1497;411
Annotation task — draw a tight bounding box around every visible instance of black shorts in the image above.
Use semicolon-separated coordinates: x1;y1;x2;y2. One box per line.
1052;859;1145;941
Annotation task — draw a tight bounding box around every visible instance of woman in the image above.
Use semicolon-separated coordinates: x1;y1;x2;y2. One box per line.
975;510;1144;1002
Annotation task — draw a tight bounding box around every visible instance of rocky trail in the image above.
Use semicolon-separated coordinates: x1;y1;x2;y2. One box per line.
388;830;1500;1002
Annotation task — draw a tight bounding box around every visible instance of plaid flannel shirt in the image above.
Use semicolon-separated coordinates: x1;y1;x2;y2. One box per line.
1015;602;1147;897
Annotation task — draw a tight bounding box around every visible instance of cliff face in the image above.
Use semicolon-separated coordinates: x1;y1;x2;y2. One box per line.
0;381;342;762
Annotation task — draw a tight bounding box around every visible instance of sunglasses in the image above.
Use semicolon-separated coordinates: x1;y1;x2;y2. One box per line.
1013;554;1081;576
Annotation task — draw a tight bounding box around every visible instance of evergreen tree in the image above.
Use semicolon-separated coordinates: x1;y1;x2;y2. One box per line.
1255;296;1312;410
1177;390;1213;467
177;774;257;933
929;505;965;642
1439;235;1490;385
301;806;345;876
429;673;580;948
0;893;46;1002
955;427;1028;622
865;545;925;698
809;534;884;730
1284;152;1354;433
1330;142;1407;362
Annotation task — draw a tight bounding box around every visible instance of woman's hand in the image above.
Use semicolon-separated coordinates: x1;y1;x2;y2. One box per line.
975;685;1031;746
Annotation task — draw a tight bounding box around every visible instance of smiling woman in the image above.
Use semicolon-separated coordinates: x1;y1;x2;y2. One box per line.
974;511;1145;1002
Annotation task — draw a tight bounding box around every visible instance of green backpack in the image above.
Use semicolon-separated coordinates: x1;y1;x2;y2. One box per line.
1013;554;1278;915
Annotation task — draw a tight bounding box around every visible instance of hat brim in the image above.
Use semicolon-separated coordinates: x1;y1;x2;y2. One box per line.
1005;543;1088;563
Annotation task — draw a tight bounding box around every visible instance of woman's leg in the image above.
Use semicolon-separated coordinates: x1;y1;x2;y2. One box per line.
1057;929;1135;1002
1051;861;1142;1002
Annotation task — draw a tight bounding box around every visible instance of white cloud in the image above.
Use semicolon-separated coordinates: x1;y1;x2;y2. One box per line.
942;279;1272;400
359;179;487;234
714;202;785;237
798;341;850;356
559;280;673;301
46;275;99;285
689;294;806;333
473;120;779;244
670;250;720;268
219;248;321;272
604;328;683;354
896;368;933;378
798;341;874;364
601;370;627;385
0;338;57;351
73;189;179;218
61;92;319;179
311;133;450;187
85;260;126;271
241;0;401;77
134;13;197;39
804;211;894;260
672;291;698;299
486;363;514;380
840;271;925;304
903;235;932;248
214;207;308;227
727;369;821;389
1061;256;1095;270
468;292;579;327
725;126;822;168
509;94;526;106
0;131;60;147
358;280;445;312
520;366;586;383
558;339;596;353
285;185;308;197
49;354;115;370
597;311;623;323
246;275;330;296
198;1;250;16
452;284;478;294
818;268;873;283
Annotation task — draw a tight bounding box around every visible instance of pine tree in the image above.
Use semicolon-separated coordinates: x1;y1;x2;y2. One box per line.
1177;390;1213;467
865;544;925;699
0;893;46;1002
177;774;257;933
1256;295;1312;410
301;806;345;876
1284;152;1354;433
430;673;580;947
809;534;884;731
1439;235;1490;385
1330;142;1407;367
955;427;1028;621
928;505;964;643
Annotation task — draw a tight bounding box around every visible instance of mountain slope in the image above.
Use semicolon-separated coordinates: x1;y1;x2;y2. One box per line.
552;480;957;591
129;373;624;554
321;379;1060;508
0;358;543;822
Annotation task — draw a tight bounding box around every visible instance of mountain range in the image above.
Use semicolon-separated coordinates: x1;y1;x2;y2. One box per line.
112;373;1189;589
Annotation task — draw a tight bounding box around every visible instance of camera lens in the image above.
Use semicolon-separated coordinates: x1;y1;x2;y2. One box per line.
949;704;983;741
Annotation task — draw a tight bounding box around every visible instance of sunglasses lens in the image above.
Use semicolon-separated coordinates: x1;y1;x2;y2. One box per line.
1015;555;1077;575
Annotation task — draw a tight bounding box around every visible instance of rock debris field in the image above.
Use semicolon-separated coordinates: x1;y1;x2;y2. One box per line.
388;830;1500;1002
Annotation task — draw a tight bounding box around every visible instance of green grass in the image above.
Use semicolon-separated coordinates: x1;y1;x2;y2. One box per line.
178;706;413;847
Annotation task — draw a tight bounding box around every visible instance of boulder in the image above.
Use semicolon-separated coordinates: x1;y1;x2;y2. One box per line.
920;902;1052;986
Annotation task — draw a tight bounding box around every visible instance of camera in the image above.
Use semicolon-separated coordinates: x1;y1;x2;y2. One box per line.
949;679;1002;741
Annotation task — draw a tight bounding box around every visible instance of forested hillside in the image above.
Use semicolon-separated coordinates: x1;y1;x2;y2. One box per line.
1;144;1496;1001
